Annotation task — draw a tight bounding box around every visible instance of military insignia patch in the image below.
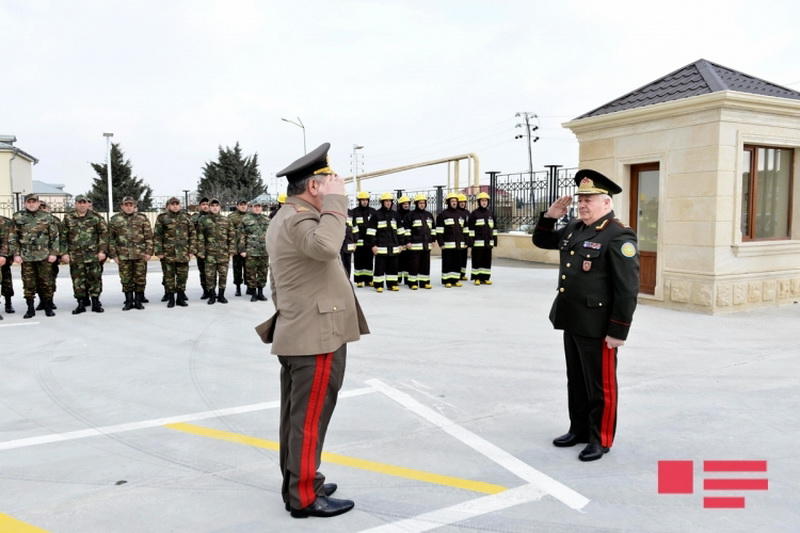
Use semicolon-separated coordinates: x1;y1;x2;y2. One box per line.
621;242;637;257
583;241;602;250
582;260;592;272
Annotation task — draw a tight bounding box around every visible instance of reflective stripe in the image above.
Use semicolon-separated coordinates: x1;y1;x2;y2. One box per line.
473;241;484;247
489;220;494;228
475;219;486;226
418;275;431;281
356;239;365;246
386;275;398;281
347;244;356;252
442;272;460;280
444;218;455;225
426;220;433;227
436;227;444;234
376;247;388;254
366;228;377;235
390;220;397;228
407;275;418;282
413;220;423;227
410;243;424;250
378;221;388;228
355;217;364;224
443;242;456;249
373;275;386;282
459;243;468;248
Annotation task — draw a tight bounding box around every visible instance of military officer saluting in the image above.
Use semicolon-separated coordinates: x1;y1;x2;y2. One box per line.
532;169;639;462
261;142;369;518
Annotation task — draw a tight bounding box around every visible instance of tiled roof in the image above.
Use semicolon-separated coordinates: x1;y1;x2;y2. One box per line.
576;59;800;119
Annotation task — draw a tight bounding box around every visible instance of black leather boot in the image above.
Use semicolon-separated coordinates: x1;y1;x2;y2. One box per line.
217;288;228;304
176;291;188;307
139;293;149;303
82;296;91;307
44;298;55;317
246;287;255;295
134;292;145;310
72;298;87;315
235;284;242;296
167;293;175;308
123;292;134;311
250;287;258;302
91;296;104;313
207;290;216;305
23;298;36;319
5;295;15;313
36;298;44;311
578;442;609;462
161;290;169;302
257;287;267;301
200;288;210;300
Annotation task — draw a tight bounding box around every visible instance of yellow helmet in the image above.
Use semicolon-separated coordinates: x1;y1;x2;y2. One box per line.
356;191;370;200
398;195;410;204
445;192;459;201
457;194;467;202
477;192;490;200
379;192;394;201
278;193;287;204
414;193;427;202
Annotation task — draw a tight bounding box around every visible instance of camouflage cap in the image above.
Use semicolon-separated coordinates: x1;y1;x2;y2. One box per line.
121;196;137;204
198;197;210;204
25;193;39;201
75;194;88;202
237;199;248;206
168;196;181;204
250;200;263;207
209;198;220;205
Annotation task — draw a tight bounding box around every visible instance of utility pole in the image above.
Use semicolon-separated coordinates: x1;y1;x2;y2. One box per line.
514;112;539;179
352;145;364;192
103;132;114;221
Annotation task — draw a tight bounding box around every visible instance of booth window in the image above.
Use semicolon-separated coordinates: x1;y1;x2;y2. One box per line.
741;145;793;240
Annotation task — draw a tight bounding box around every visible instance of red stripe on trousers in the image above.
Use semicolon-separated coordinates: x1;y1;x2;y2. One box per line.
298;353;333;508
600;343;617;448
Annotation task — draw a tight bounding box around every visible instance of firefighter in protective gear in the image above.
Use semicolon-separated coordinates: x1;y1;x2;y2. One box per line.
365;193;401;292
350;191;376;287
457;194;470;280
396;195;411;286
468;192;497;284
404;193;435;289
435;192;466;287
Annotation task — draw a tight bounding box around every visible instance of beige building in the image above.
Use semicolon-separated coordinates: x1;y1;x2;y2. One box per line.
0;135;37;216
561;59;800;313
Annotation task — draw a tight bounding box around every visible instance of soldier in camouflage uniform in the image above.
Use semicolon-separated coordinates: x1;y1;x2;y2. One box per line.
0;214;13;314
236;201;269;302
196;198;235;305
0;214;8;320
37;201;62;310
61;195;109;314
9;194;60;318
191;197;211;299
109;196;154;310
227;200;250;296
154;197;196;308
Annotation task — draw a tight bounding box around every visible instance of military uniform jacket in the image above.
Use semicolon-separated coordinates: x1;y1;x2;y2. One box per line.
228;210;247;231
468;207;498;248
109;212;154;260
435;207;467;250
532;210;639;340
61;211;109;262
196;213;236;260
237;212;269;257
349;205;376;248
154;211;196;262
365;206;402;255
404;208;436;251
9;209;60;261
259;194;369;356
0;215;12;257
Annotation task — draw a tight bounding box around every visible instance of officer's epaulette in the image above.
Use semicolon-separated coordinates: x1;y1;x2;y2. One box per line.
594;219;610;231
292;205;309;213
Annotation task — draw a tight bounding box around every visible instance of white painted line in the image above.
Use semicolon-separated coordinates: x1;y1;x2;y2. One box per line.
366;379;589;511
0;386;375;452
0;322;40;328
360;483;543;533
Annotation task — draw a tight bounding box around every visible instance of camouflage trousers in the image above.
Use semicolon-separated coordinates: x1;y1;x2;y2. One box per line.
232;254;247;286
1;260;12;297
21;261;55;299
69;260;103;298
161;261;190;292
204;256;229;290
245;255;268;288
197;257;207;290
118;259;147;292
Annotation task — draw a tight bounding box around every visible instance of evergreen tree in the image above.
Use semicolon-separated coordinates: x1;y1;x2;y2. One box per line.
87;143;153;211
197;142;266;207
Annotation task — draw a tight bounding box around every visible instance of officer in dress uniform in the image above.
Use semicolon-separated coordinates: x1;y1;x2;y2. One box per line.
259;142;369;518
532;169;639;462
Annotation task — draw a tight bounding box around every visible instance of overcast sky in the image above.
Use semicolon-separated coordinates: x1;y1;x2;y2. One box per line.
3;0;799;198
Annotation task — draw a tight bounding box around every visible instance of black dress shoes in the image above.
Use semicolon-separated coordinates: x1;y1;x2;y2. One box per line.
578;442;609;462
552;432;586;447
285;483;338;511
289;495;354;518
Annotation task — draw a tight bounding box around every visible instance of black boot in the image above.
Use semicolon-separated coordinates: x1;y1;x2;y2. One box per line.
44;298;55;317
91;296;104;313
176;291;188;307
257;287;267;301
123;292;134;311
23;298;36;319
51;300;57;310
200;288;210;300
167;293;175;308
139;293;149;303
72;298;87;315
235;284;242;296
5;295;15;313
36;298;44;311
246;287;255;295
207;290;216;305
217;288;228;304
82;296;91;307
161;290;169;302
134;292;145;310
250;288;258;302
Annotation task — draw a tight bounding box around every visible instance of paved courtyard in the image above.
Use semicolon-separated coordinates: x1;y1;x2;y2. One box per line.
1;258;798;532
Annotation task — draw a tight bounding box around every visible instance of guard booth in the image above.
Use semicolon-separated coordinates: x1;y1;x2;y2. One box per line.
563;59;800;313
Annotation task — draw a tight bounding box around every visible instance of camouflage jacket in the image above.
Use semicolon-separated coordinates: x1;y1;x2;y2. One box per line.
61;211;109;262
227;210;248;231
196;213;235;260
0;215;12;257
154;210;196;262
9;209;60;261
109;212;154;260
237;212;269;257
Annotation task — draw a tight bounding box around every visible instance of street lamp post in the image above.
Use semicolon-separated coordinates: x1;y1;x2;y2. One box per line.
103;132;114;221
183;189;190;209
352;144;364;192
281;117;306;154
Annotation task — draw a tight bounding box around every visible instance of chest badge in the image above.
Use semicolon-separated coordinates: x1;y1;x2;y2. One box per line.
582;260;592;272
583;241;602;250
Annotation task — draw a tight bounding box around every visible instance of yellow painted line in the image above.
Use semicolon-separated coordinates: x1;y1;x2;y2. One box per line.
165;422;507;495
0;513;49;533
